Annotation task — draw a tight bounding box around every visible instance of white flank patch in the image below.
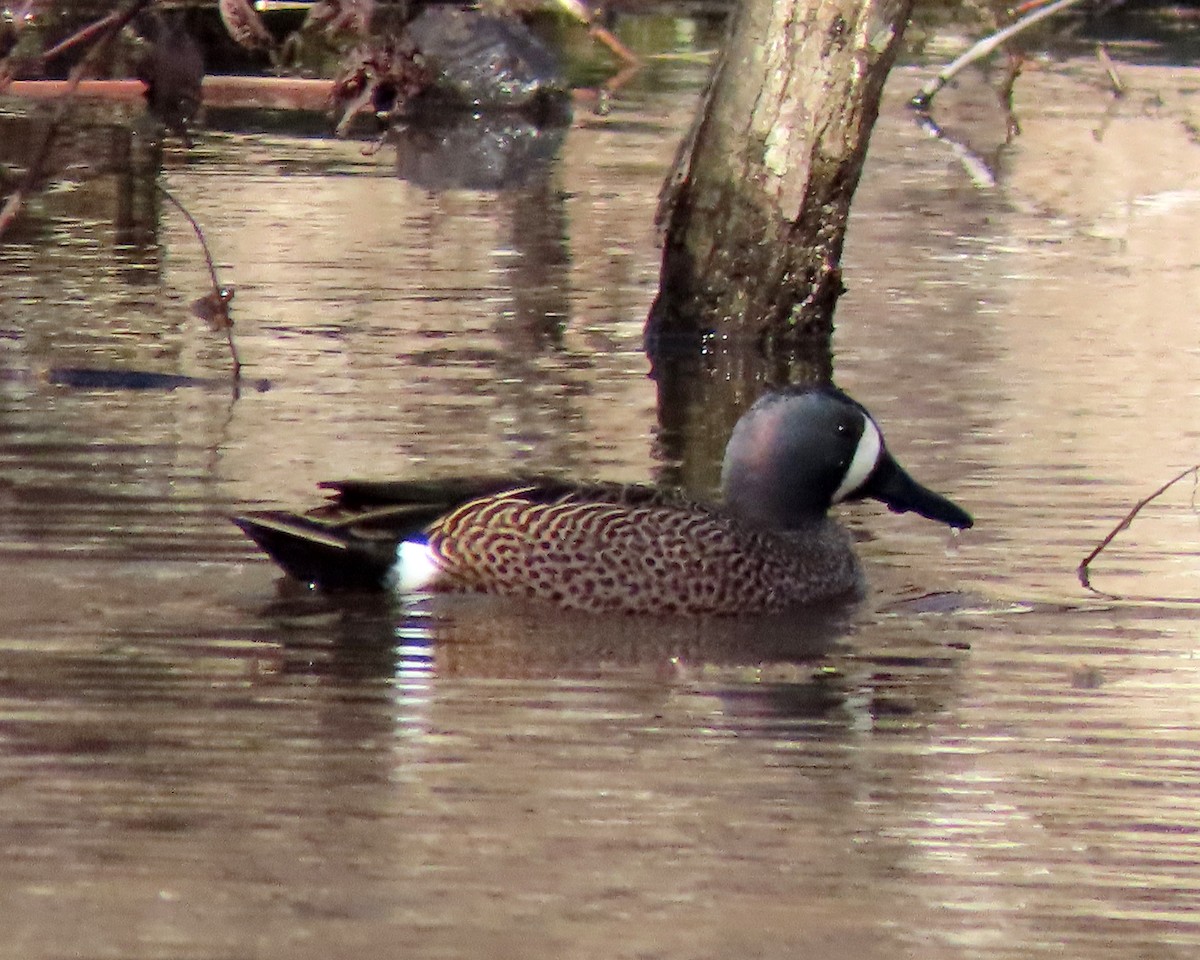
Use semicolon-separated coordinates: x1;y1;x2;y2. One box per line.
832;417;882;503
395;539;441;593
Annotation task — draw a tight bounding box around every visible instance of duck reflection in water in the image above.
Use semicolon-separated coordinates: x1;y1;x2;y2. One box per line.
234;385;972;617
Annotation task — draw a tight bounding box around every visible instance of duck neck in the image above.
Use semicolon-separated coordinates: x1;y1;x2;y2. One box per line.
723;485;832;531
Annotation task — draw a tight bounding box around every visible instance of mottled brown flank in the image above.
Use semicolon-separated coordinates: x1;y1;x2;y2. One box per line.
424;490;859;615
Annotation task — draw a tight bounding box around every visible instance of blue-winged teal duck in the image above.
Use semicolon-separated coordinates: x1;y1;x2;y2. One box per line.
233;385;972;615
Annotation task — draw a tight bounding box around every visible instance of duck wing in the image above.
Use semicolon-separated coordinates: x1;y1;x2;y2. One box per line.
233;476;702;591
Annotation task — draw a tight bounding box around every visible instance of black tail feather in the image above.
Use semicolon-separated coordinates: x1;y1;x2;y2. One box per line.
233;512;398;591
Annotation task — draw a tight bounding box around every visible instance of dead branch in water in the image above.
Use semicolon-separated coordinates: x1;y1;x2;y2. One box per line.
1095;42;1124;97
0;0;155;239
0;0;153;93
157;186;243;382
0;1;242;381
1077;465;1200;589
909;0;1089;111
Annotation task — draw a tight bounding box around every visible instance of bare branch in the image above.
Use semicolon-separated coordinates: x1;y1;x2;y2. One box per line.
158;185;244;381
1077;465;1200;589
1095;42;1124;97
910;0;1089;111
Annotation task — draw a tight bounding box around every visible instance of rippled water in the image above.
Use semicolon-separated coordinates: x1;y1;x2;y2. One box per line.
2;48;1200;959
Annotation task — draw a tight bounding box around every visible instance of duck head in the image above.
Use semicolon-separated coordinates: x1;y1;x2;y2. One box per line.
720;385;973;531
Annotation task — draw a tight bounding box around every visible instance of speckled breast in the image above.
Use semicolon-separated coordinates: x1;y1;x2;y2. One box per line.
424;492;861;616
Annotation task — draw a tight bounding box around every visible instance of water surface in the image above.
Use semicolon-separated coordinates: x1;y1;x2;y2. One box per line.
1;51;1200;959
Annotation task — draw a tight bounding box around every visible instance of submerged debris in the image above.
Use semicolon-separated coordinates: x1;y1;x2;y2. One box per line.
405;7;566;112
328;7;569;135
191;286;236;332
329;37;432;136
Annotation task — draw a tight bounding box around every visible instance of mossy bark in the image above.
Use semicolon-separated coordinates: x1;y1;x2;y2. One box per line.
650;0;916;350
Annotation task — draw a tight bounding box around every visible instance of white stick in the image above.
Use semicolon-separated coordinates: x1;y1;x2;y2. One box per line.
910;0;1089;109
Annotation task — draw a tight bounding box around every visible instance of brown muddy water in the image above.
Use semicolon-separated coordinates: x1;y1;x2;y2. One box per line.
2;43;1200;960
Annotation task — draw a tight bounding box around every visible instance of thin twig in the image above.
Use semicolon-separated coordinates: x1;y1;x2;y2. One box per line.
997;51;1023;139
910;0;1089;111
40;5;139;63
1077;465;1200;588
157;185;244;381
1095;42;1124;97
157;185;220;290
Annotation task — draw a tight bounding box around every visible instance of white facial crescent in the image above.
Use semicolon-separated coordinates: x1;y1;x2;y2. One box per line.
831;417;882;503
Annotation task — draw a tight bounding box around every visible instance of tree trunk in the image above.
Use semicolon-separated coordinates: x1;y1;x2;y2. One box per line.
649;0;916;350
